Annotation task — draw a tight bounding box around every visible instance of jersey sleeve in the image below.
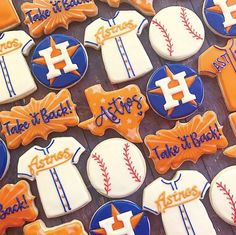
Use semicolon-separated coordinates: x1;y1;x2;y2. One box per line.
193;171;210;199
130;11;148;36
67;137;86;164
18;30;35;56
84;20;101;50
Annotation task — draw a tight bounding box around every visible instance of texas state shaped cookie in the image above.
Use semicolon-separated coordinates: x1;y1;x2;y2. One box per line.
90;200;150;235
144;111;228;174
0;89;79;149
0;180;38;235
203;0;236;37
146;64;204;120
0;139;10;180
87;138;146;198
143;171;216;235
32;34;88;89
150;6;205;61
0;0;20;32
21;0;98;38
79;84;149;143
18;137;91;218
84;10;153;84
24;219;88;235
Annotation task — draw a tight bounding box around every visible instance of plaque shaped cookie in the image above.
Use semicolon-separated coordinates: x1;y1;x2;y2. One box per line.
146;64;204;120
144;111;228;174
79;84;149;143
0;181;38;235
90;200;150;235
0;89;79;149
32;34;88;89
0;139;10;180
21;0;98;38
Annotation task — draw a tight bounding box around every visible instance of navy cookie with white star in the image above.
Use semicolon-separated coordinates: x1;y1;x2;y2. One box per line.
146;64;204;120
31;34;88;89
89;200;150;235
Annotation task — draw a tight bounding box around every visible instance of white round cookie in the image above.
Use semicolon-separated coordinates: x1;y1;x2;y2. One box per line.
87;138;146;198
149;6;205;61
210;166;236;226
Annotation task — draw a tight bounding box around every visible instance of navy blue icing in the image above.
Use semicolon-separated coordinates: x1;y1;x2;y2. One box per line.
0;139;9;180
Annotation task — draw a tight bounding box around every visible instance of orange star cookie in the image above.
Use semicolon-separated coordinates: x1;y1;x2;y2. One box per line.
79;84;149;143
144;111;228;174
0;181;38;235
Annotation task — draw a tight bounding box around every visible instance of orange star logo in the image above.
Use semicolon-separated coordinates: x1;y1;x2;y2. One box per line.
149;65;197;116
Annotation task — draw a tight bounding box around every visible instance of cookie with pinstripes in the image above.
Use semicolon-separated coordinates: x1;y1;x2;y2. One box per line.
149;6;205;61
87;138;146;198
0;139;10;180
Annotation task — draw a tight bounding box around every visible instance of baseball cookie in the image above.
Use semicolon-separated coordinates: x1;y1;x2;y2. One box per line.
90;200;150;235
146;64;204;120
149;6;205;61
0;139;10;180
143;170;216;235
87;138;146;198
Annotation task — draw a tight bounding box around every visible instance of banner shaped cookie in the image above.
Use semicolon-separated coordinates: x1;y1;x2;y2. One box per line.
0;181;38;235
144;111;228;174
24;219;87;235
21;0;98;38
79;84;149;143
0;89;79;149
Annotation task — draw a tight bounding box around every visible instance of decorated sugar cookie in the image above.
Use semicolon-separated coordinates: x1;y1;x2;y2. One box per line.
79;84;149;143
143;171;216;235
21;0;98;38
203;0;236;37
0;31;37;104
146;64;204;120
87;138;146;198
90;200;150;235
18;137;91;218
0;89;79;149
199;39;236;111
0;0;20;32
149;6;205;61
0;139;10;180
144;111;228;174
84;10;153;84
32;34;88;90
210;166;236;226
0;180;38;235
24;219;88;235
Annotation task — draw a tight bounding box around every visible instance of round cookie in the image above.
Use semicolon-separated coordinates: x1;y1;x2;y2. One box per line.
146;64;204;120
149;6;205;61
31;34;88;90
0;139;10;180
87;138;146;198
89;200;150;235
210;166;236;226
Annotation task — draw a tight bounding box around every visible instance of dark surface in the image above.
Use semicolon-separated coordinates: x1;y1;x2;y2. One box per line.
1;0;236;234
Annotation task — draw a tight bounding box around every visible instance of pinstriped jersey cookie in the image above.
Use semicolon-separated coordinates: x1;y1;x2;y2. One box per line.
149;6;205;61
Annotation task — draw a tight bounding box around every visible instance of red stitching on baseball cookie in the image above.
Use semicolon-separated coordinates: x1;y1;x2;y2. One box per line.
152;19;174;56
216;182;236;224
180;7;203;40
123;143;141;183
92;153;111;195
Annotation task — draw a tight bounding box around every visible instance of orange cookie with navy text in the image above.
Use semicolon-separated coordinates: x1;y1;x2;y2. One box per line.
144;111;228;174
79;84;149;143
24;219;87;235
0;181;38;235
21;0;98;38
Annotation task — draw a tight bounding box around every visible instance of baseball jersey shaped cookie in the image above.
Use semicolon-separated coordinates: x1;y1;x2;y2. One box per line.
199;39;236;111
18;137;91;218
90;200;150;235
0;139;10;180
84;11;153;84
87;138;146;198
143;171;216;235
0;31;37;104
150;6;205;61
146;64;204;120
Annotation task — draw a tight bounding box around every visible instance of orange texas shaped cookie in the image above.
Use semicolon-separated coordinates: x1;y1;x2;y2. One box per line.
24;220;87;235
21;0;98;38
0;180;38;235
79;84;149;143
0;89;79;150
144;111;228;174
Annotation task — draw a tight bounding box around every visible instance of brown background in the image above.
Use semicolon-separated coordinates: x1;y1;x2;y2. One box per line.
1;0;236;234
